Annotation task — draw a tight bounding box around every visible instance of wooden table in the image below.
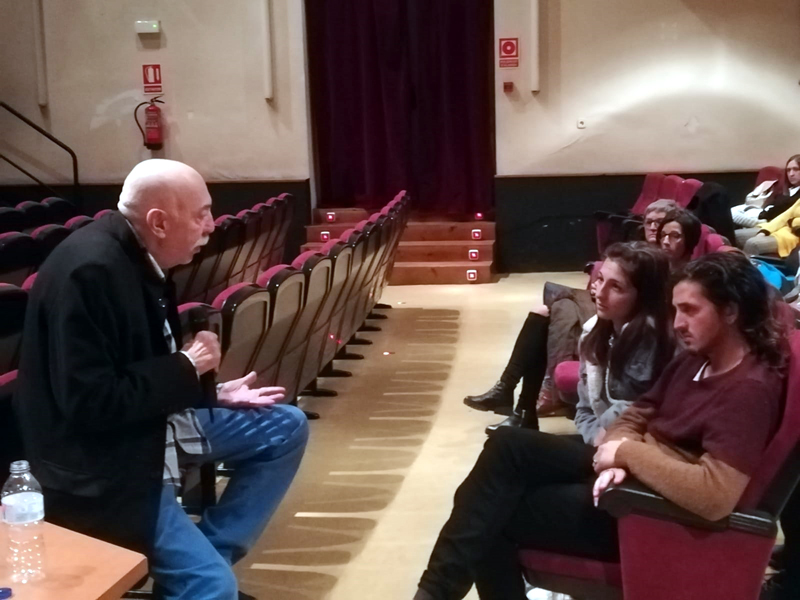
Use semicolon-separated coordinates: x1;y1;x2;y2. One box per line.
0;521;147;600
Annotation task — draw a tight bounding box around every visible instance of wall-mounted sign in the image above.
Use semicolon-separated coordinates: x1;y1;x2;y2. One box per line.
499;38;519;68
143;64;163;94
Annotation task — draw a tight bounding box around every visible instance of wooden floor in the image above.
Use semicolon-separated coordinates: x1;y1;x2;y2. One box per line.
234;272;588;600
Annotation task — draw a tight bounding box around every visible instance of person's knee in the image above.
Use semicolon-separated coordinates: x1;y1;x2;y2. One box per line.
743;238;760;256
205;564;238;600
484;426;527;459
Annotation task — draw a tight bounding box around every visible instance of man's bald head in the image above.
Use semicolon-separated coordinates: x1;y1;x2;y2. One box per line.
118;159;207;221
118;159;215;269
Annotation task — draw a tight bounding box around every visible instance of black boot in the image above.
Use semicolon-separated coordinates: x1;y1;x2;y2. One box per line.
463;381;514;415
485;409;538;435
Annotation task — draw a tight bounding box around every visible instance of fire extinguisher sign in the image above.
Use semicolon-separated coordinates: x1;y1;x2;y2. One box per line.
142;64;163;94
499;38;519;68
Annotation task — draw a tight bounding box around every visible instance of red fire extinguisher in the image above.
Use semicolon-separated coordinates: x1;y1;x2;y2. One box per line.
134;96;165;150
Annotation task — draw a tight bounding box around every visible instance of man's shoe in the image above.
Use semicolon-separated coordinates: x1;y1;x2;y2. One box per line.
464;381;514;415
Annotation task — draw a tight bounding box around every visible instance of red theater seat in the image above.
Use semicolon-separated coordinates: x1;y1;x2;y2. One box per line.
0;207;26;234
16;201;49;231
41;197;78;224
0;232;41;286
31;224;71;260
212;283;270;382
675;178;703;208
251;265;305;388
65;215;94;231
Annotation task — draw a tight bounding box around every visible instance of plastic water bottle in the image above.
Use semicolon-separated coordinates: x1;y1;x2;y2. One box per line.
2;460;45;583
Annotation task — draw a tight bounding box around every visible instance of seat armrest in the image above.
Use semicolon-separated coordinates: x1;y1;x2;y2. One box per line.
598;479;777;538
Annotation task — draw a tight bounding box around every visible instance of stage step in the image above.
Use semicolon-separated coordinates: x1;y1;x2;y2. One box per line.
305;220;495;244
395;240;495;263
312;207;370;225
389;261;496;286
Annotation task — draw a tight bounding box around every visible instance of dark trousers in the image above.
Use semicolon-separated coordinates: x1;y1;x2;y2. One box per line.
418;428;619;600
779;484;800;594
501;312;549;420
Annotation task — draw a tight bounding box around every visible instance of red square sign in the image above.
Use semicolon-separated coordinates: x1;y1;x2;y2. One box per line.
142;64;162;94
499;38;519;69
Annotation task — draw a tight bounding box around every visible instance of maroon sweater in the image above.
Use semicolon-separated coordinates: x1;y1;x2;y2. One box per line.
606;351;784;520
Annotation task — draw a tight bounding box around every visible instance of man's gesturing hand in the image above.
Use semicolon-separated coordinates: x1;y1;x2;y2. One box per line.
217;372;286;407
182;331;221;375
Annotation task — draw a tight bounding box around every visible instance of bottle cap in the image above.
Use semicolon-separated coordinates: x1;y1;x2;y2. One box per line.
0;587;12;599
8;461;29;474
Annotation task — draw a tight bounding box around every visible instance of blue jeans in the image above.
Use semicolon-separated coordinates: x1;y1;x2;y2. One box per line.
149;405;309;600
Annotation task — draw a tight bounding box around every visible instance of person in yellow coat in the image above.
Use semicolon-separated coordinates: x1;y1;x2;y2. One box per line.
737;157;800;257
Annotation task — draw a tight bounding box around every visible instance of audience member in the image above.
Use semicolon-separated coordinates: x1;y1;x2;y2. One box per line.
13;159;309;600
463;200;679;431
657;208;702;269
413;252;788;600
573;243;674;445
642;199;678;244
736;156;800;256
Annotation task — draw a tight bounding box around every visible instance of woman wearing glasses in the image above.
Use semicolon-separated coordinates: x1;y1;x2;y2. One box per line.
657;208;703;270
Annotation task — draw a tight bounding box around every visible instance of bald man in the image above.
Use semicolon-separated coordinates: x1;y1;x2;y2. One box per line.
14;160;308;600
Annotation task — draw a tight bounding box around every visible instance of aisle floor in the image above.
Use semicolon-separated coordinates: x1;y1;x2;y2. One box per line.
235;272;588;600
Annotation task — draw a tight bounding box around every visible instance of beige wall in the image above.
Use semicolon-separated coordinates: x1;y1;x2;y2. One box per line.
0;0;310;185
3;1;798;186
494;0;800;176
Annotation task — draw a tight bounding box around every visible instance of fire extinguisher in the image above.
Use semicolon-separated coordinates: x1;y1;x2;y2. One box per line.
134;96;165;150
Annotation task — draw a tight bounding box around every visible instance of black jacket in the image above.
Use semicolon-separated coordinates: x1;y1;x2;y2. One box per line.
760;188;800;222
14;212;209;555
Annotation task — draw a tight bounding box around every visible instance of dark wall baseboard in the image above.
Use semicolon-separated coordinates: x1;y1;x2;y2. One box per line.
494;171;757;272
0;179;312;264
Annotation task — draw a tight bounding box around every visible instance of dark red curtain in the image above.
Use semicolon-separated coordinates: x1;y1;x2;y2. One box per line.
306;0;494;215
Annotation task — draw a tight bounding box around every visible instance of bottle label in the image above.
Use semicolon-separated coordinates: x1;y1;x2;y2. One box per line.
2;492;45;524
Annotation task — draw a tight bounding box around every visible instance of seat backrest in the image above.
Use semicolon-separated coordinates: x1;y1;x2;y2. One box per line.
251;265;305;384
41;197;78;225
756;166;785;194
212;283;270;381
32;224;71;260
16;201;49;231
94;209;113;219
739;332;800;514
180;222;225;303
0;233;41;286
177;302;223;347
205;215;246;300
630;173;666;215
675;178;703;208
251;202;279;272
0;207;26;234
0;284;27;374
65;215;94;231
658;175;684;201
229;210;261;283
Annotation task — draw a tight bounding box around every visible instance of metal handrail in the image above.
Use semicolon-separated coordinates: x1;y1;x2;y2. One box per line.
0;101;80;203
0;151;60;198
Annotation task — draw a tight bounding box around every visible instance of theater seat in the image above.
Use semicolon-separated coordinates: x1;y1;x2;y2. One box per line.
32;224;71;261
41;197;78;225
0;207;26;234
16;201;49;231
658;175;684;201
251;265;305;389
65;215;94;231
212;283;270;382
276;252;332;399
0;284;27;375
522;332;800;600
756;166;785;195
675;178;703;209
629;173;666;216
0;232;41;286
553;361;580;396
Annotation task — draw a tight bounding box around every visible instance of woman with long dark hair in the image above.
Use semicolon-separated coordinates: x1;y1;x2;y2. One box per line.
574;243;674;445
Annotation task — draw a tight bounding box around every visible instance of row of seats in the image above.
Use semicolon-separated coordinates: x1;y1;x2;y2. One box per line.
0;195;298;295
0;197;78;234
172;193;297;304
182;192;409;402
595;174;705;254
0;192;409;413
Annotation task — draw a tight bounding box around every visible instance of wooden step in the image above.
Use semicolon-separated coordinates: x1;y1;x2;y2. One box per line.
401;221;495;242
396;240;495;262
389;261;496;285
312;207;370;225
305;220;495;244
